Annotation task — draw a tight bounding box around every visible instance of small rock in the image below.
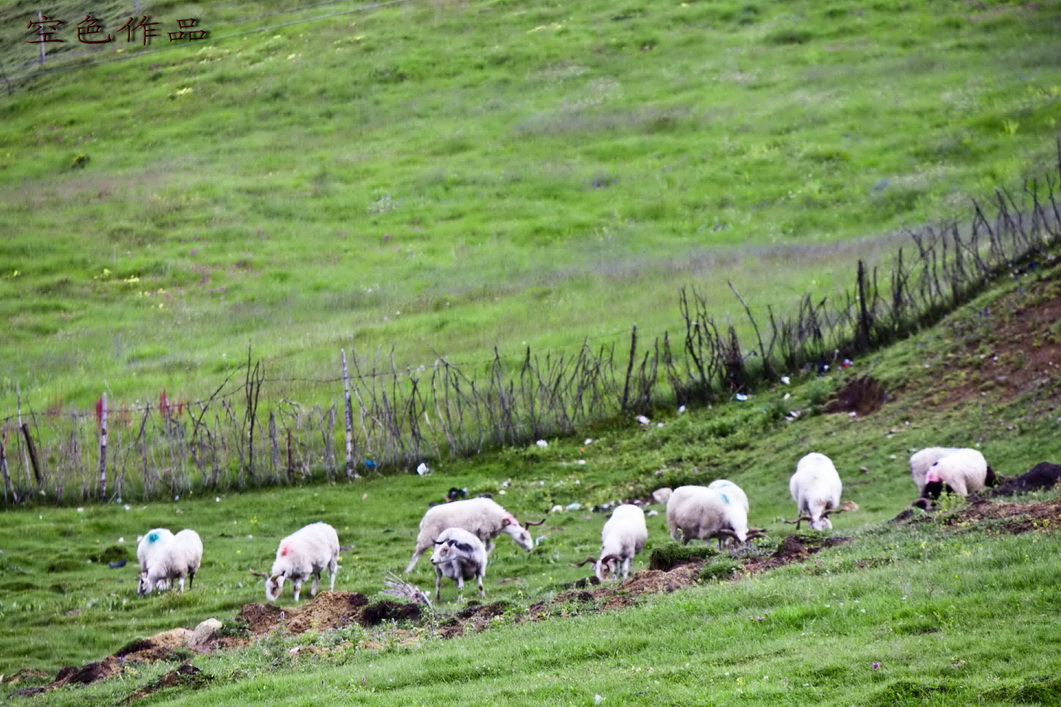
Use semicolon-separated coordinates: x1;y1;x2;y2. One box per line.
550;505;563;513
860;466;870;474
651;488;673;505
189;618;222;648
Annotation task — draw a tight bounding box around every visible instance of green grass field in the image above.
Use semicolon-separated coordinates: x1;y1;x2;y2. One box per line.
2;0;1061;411
0;261;1058;702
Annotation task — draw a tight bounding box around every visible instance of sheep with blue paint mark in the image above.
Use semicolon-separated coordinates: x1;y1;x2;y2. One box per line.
137;528;203;596
666;485;766;548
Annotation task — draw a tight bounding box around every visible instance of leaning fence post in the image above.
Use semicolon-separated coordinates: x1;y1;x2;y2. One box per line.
620;324;637;411
0;429;17;503
98;393;108;501
341;349;360;479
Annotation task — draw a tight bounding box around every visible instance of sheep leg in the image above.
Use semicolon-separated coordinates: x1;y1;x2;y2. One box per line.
434;569;442;602
328;559;337;591
310;571;321;597
188;571;195;590
477;571;485;599
622;557;631;579
485;538;496;555
178;576;186;593
293;579;303;601
456;575;465;601
404;545;427;574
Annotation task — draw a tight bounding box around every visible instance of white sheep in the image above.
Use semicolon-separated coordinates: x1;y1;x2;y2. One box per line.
707;479;749;514
405;497;543;573
910;447;963;494
922;448;997;499
260;522;340;602
575;504;647;581
429;527;488;601
788;453;844;531
666;485;766;547
137;528;203;596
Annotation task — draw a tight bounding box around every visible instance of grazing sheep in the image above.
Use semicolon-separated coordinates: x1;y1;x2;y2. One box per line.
405;498;544;573
430;527;488;601
922;449;997;500
137;528;203;596
666;486;766;547
575;504;648;581
261;522;340;602
910;447;963;494
789;453;844;531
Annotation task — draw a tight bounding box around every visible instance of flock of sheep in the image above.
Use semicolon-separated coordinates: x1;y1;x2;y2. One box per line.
135;446;994;603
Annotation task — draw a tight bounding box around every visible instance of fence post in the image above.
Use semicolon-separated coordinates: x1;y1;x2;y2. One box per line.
0;429;17;503
16;384;31;487
856;260;873;352
620;324;637;411
341;349;360;479
98;393;108;500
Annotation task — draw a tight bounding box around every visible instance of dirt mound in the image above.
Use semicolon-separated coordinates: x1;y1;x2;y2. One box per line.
125;663;210;703
825;376;887;416
948;497;1061;534
237;591;421;637
744;534;851;574
991;462;1061;496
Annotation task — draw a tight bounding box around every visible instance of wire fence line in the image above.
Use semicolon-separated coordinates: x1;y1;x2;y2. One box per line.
1;145;1059;506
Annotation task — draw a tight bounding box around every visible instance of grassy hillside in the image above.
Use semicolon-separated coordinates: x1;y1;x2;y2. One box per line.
0;258;1058;702
2;0;1061;411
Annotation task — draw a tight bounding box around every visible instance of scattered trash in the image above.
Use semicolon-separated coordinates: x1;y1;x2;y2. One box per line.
77;507;84;513
636;415;650;425
501;479;511;489
364;460;377;469
781;376;791;385
871;662;881;671
565;502;582;511
783;392;791;400
215;497;221;503
118;537;125;543
445;488;467;502
784;410;802;422
123;505;131;511
646;510;659;517
657;422;664;428
735;393;749;402
108;560;126;569
416;462;429;476
595;695;605;705
577;460;586;465
584;438;593;445
860;466;871;474
361;494;368;501
848;411;857;417
678;405;687;414
550;505;563;513
841;359;854;368
536;439;549;448
534;536;548;547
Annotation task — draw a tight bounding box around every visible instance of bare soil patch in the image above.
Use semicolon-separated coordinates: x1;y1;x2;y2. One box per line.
990;462;1061;496
948;497;1061;534
825;376;888;416
928;274;1061;410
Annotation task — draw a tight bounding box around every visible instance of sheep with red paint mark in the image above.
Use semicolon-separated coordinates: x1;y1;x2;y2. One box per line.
909;447;963;494
263;522;340;602
922;449;998;500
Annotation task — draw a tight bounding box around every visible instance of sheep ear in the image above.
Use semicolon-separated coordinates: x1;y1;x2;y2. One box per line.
522;518;546;527
433;539;446;545
500;518;512;527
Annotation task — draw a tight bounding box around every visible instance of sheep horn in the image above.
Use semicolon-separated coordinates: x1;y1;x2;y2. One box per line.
746;528;769;539
716;528;740;539
571;556;598;568
249;569;268;579
599;554;622;565
522;518;546;527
